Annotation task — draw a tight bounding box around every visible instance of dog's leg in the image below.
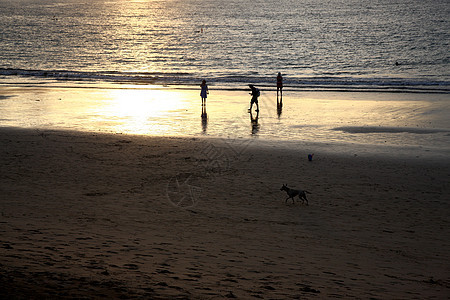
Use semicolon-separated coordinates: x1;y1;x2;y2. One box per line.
285;196;294;204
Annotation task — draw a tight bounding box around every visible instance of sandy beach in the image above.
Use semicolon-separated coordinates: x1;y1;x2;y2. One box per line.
1;126;449;299
2;0;449;297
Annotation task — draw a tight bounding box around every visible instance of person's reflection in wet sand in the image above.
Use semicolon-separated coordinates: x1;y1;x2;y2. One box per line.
250;110;259;135
277;72;283;118
277;96;283;118
201;105;208;133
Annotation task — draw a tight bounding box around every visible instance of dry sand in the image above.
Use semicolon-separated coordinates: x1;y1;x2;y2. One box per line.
0;127;449;299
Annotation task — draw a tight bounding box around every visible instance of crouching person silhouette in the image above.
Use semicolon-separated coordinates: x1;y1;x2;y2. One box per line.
248;84;260;112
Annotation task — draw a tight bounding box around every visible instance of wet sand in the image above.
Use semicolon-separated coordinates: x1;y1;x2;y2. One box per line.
1;127;449;299
1;85;449;154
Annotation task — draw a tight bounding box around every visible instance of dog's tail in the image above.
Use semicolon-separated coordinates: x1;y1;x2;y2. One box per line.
305;190;312;194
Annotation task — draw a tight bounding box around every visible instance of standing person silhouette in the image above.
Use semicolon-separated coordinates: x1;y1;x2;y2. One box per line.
248;84;260;112
277;72;283;99
200;80;208;105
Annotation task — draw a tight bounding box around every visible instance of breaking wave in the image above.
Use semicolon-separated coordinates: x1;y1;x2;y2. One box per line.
1;68;449;93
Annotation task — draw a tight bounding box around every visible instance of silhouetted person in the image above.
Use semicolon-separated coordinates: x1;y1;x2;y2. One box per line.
201;105;208;133
250;110;260;135
248;84;260;112
277;72;283;99
200;79;208;105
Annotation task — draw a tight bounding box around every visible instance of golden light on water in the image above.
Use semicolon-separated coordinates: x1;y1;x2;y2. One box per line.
99;87;187;134
1;85;448;150
106;88;178;118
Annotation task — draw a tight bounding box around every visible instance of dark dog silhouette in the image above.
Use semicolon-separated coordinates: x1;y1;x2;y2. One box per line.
280;184;311;205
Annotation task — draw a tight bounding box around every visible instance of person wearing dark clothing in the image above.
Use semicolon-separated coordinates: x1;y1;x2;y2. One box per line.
200;80;208;105
248;84;260;112
277;72;283;99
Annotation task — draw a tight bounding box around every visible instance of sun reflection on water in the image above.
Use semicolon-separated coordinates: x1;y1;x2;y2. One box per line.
1;85;449;153
98;87;186;134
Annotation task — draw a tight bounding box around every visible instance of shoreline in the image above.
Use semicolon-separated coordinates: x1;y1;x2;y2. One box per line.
1;83;449;160
1;127;449;298
1;79;449;94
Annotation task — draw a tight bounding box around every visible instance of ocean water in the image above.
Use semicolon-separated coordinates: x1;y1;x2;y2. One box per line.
1;0;449;158
0;0;449;92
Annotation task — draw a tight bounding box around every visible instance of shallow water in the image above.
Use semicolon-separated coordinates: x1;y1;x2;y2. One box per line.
1;84;449;160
